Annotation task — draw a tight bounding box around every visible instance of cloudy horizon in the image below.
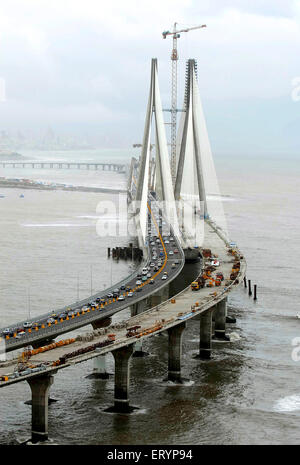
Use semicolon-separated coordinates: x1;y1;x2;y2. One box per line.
0;0;299;155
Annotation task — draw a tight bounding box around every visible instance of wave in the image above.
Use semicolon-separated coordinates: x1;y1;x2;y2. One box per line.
207;194;238;202
273;394;300;412
21;223;93;228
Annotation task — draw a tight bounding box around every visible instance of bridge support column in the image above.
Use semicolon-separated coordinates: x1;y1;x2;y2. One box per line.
199;311;212;359
130;299;148;317
87;350;109;379
27;374;54;443
214;298;229;340
112;344;134;412
132;339;148;357
167;322;186;382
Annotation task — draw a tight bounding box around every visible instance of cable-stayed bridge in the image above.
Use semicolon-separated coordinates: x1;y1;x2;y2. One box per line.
0;58;246;443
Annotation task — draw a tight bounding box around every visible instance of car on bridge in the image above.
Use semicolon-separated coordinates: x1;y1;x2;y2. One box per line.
32;322;41;328
15;331;26;339
2;328;11;336
23;322;32;329
118;295;125;301
128;292;133;297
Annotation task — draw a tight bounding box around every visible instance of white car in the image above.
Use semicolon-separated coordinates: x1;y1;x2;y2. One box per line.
169;251;174;255
118;295;125;301
136;280;142;285
23;322;32;328
128;292;133;297
161;275;167;280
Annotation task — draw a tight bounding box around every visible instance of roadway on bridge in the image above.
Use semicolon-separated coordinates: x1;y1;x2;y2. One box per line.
0;198;185;353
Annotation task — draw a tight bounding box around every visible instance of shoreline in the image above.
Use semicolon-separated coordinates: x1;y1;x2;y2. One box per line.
0;179;127;194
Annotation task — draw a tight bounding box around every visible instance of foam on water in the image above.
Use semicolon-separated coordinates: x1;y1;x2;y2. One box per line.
273;395;300;413
21;223;93;228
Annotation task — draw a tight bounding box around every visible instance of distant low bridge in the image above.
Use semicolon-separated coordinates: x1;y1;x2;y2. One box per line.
0;161;128;173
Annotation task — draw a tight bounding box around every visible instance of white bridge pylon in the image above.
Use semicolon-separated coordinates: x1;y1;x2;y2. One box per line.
175;59;228;246
136;58;180;244
134;58;228;248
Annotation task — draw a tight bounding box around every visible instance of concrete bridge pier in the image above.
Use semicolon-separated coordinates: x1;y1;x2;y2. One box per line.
111;344;134;413
87;350;109;379
214;298;229;340
148;284;169;308
27;374;55;443
132;339;148;357
199;310;213;359
167;322;186;383
130;299;148;317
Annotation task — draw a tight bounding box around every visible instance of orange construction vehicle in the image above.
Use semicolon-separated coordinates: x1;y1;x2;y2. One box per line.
191;276;206;291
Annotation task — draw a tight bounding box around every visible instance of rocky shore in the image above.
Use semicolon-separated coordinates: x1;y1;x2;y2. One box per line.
0;178;127;194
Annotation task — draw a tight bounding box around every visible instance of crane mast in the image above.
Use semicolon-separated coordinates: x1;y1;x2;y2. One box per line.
162;22;207;186
170;23;179;186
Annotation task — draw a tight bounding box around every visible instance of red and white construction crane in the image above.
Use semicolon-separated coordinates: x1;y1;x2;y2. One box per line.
162;23;207;185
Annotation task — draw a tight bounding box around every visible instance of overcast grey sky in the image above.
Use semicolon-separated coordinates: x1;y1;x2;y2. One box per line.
0;0;299;154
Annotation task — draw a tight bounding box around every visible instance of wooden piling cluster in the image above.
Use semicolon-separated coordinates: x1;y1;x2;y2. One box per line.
244;276;258;300
108;245;143;261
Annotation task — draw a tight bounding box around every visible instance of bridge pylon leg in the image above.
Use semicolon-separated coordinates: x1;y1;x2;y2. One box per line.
167;322;186;382
112;344;134;413
214;298;229;340
199;310;213;359
27;374;54;443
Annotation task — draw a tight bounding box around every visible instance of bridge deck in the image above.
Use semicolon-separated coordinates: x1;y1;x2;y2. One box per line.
0;221;246;386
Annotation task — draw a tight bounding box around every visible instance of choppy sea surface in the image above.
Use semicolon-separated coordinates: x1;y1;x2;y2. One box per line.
0;149;299;445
